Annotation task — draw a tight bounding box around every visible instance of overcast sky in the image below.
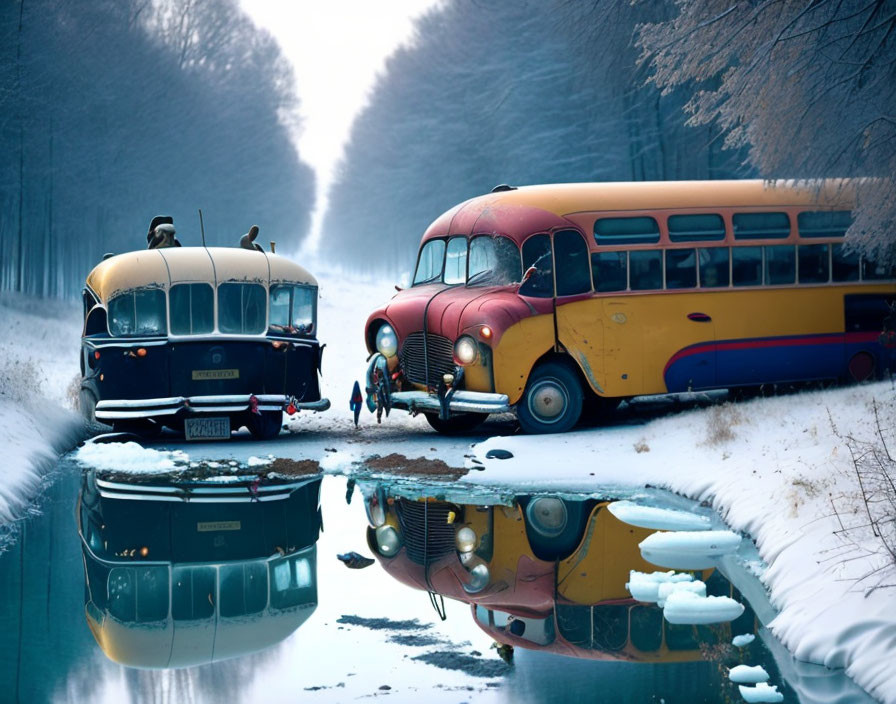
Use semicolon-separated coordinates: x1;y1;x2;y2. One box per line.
240;1;443;249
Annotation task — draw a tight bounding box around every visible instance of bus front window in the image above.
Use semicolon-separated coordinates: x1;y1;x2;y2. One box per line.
413;239;446;285
468;236;522;286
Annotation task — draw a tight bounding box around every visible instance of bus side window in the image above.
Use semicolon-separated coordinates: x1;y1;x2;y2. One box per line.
732;247;762;286
665;249;697;289
218;283;266;334
764;245;795;285
554;230;591;296
698;248;729;287
592;252;627;292
629;250;662;291
521;234;554;298
832;244;860;282
862;258;895;281
798;244;829;284
108;288;167;337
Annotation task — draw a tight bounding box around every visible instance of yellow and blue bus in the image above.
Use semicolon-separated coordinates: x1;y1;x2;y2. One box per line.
364;180;896;433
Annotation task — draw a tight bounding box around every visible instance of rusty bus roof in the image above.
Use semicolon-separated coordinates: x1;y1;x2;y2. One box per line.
86;246;317;302
421;179;858;242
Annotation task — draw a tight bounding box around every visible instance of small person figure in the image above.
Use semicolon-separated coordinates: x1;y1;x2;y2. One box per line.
240;225;263;251
350;380;363;427
146;215;181;249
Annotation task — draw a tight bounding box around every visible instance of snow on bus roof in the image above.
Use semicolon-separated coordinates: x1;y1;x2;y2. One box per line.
420;178;858;242
85;246;317;301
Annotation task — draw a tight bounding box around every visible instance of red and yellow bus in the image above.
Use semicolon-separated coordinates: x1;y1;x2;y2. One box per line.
364;180;895;433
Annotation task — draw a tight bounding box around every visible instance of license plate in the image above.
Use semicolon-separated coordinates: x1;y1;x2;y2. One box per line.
184;416;230;441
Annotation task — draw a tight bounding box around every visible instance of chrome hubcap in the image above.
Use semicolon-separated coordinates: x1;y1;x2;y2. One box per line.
528;379;568;422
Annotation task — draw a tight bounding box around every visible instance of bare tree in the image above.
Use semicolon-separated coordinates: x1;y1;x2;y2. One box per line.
638;0;896;266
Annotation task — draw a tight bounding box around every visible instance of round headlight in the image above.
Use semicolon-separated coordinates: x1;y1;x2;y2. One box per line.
526;497;568;537
454;335;478;365
375;525;401;556
463;563;490;593
456;526;477;553
375;325;398;358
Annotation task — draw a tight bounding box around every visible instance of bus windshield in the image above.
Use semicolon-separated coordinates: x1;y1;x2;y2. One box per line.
467;236;522;287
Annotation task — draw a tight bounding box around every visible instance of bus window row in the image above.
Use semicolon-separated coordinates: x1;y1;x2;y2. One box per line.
102;282;316;338
593;210;852;245
590;243;892;294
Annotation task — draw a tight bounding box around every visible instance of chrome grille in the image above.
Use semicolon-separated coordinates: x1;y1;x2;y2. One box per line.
399;332;455;387
396;499;457;565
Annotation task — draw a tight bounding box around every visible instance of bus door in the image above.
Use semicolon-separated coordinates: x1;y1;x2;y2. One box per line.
645;248;718;393
550;230;608;395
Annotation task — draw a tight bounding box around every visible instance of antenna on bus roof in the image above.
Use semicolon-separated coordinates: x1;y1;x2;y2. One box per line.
198;208;207;248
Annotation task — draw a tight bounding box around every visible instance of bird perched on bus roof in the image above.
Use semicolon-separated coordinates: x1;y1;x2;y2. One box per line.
240;225;264;252
146;215;181;249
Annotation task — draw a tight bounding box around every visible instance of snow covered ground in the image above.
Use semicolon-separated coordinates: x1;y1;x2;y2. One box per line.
0;294;86;524
3;269;896;701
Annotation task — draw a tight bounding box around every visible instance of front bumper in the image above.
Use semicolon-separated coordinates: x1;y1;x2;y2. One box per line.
390;390;511;415
365;352;510;418
95;394;331;420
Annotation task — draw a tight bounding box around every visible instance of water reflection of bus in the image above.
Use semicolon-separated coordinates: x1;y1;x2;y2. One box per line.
363;485;755;665
78;470;322;668
363;486;660;613
363;180;896;434
79;246;330;440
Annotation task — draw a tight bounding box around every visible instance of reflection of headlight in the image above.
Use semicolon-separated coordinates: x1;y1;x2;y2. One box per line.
376;325;398;358
366;496;386;527
526;497;568;537
454;336;478;365
456;526;476;553
463;563;490;593
375;525;401;556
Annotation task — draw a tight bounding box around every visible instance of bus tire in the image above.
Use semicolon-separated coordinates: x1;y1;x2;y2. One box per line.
247;410;283;440
424;412;485;435
517;361;583;434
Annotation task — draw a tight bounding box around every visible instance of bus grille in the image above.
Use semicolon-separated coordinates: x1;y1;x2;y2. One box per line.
399;332;455;387
396;499;457;565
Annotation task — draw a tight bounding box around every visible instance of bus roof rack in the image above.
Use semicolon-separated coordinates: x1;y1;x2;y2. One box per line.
491;184;517;193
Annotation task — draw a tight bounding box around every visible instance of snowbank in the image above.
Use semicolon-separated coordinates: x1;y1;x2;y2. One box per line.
0;294;85;524
467;382;896;702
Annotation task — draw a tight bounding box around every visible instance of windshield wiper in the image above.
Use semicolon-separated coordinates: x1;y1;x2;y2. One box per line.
414;274;443;285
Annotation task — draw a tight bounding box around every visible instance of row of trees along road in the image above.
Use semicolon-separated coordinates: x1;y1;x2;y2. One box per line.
0;0;315;299
325;0;894;277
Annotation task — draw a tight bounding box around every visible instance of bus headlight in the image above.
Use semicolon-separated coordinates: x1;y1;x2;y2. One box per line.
376;325;398;358
463;563;490;593
526;497;568;537
366;495;386;527
375;525;402;556
454;336;478;365
456;526;477;553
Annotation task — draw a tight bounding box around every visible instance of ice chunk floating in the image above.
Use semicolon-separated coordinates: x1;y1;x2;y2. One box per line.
625;570;694;603
662;591;745;625
729;664;770;684
608;500;711;531
732;633;756;648
738;683;784;703
639;529;742;569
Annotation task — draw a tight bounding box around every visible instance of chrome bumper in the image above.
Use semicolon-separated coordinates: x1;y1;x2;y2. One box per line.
390;390;511;415
94;475;316;502
95;394;331;420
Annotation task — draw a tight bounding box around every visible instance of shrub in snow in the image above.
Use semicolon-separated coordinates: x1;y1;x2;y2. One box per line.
703;403;742;446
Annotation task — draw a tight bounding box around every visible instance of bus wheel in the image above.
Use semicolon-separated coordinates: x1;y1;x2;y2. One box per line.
848;351;875;382
517;361;583;434
248;411;283;440
424;412;485;435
